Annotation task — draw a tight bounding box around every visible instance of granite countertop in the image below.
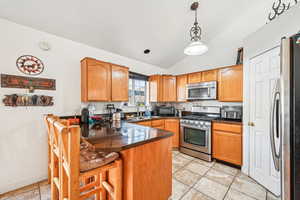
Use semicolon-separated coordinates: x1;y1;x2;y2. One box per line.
126;116;180;123
81;121;173;152
124;115;242;125
212;119;243;125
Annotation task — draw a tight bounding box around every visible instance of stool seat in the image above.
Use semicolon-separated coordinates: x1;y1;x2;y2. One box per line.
80;142;119;172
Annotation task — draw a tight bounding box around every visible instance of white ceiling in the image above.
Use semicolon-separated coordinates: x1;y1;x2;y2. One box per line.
0;0;265;68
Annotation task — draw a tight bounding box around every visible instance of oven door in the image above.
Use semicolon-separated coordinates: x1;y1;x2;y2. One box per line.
180;125;211;154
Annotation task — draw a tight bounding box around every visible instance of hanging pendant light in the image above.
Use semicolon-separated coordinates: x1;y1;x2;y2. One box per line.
184;2;208;56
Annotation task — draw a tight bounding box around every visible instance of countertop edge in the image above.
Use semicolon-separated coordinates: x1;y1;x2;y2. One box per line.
212;120;243;125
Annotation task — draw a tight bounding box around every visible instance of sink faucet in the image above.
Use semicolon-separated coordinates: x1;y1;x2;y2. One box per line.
136;104;143;117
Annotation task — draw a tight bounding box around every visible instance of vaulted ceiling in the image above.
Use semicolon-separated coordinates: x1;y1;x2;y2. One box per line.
0;0;270;68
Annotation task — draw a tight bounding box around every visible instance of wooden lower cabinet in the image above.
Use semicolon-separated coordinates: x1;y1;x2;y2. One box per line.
212;122;242;166
151;119;165;128
164;119;180;148
136;121;151;127
134;119;180;148
109;137;172;200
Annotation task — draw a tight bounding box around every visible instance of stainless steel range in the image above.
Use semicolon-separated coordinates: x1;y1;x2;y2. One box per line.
180;106;220;162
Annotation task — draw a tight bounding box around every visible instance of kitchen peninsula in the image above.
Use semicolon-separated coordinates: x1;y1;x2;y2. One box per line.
81;121;174;200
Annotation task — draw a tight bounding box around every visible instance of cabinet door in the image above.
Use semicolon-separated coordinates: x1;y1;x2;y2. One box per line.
149;75;162;102
176;75;187;102
162;75;177;102
213;130;242;166
81;58;111;102
218;65;243;102
136;121;152;127
151;120;165;127
202;70;218;82
164;119;180;148
188;72;202;84
111;64;129;102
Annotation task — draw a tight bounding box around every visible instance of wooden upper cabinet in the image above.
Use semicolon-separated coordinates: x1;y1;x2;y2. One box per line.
81;58;111;102
218;65;243;102
202;69;218;82
176;75;188;102
162;75;177;102
149;75;163;102
188;72;202;84
164;119;180;148
111;64;129;102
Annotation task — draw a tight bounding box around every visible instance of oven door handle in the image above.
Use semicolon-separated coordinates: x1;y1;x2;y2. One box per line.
180;124;208;130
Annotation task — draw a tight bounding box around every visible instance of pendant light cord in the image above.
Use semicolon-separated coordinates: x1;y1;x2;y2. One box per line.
194;8;198;25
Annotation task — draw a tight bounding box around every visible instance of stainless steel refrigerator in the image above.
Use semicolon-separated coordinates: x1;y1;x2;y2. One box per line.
271;33;300;200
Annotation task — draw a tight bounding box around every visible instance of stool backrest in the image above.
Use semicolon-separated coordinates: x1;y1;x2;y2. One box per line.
46;115;81;199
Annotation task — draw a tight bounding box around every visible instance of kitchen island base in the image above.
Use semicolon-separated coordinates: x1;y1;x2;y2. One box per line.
108;137;172;200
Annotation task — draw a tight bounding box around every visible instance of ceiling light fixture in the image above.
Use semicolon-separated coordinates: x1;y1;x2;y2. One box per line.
184;2;208;56
144;49;151;54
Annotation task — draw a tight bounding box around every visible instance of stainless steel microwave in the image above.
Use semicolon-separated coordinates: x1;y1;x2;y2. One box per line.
187;81;217;100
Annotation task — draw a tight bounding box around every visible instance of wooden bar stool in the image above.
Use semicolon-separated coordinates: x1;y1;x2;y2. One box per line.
45;115;122;200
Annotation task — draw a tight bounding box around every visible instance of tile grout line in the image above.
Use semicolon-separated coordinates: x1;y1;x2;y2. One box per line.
172;152;217;200
226;174;263;200
173;152;268;200
184;161;218;200
38;183;42;200
222;169;239;200
178;161;216;200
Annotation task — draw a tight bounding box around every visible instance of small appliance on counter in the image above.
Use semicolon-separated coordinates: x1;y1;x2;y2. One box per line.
153;105;176;116
112;108;123;121
106;104;115;119
220;106;242;121
81;107;89;124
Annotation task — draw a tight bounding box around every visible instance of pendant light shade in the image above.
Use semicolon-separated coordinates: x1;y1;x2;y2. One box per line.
184;41;208;56
185;2;208;56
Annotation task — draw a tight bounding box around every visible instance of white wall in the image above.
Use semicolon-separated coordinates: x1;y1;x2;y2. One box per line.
242;4;300;175
0;18;166;194
167;0;274;75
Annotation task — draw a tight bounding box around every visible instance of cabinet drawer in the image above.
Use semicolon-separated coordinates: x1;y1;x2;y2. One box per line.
213;122;242;134
151;120;165;127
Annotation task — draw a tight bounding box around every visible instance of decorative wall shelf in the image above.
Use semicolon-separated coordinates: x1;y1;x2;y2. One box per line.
3;94;54;107
1;74;56;91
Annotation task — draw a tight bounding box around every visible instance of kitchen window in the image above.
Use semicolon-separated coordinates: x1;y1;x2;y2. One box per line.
128;72;149;106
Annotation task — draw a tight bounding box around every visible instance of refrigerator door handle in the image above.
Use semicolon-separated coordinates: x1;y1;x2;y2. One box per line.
270;79;281;171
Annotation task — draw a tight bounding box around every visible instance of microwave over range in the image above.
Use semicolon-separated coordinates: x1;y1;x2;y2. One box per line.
187;81;217;100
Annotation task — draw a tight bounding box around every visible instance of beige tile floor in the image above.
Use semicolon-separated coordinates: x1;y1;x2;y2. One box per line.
0;151;280;200
171;151;280;200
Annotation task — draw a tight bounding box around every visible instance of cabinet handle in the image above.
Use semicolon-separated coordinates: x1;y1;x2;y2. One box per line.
248;122;255;127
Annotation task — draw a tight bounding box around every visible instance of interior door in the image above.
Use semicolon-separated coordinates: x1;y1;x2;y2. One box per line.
249;47;281;195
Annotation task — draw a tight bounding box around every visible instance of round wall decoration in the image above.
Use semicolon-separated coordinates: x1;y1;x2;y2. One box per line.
16;55;44;75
